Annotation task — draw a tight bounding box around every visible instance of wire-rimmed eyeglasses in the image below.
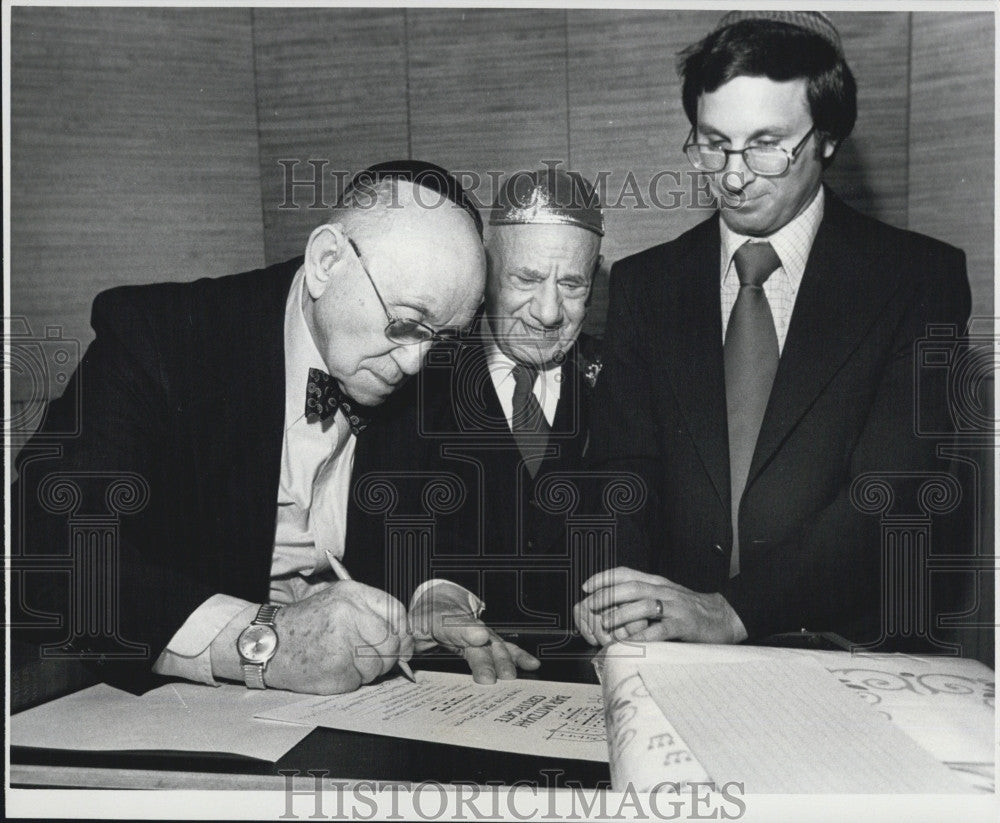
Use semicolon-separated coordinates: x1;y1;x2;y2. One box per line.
347;237;461;346
683;126;817;177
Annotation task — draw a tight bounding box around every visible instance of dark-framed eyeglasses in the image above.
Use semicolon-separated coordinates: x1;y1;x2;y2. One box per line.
346;237;461;346
683;126;817;177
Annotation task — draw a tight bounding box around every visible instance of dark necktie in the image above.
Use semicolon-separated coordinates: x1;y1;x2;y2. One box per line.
511;363;550;479
724;240;782;577
305;367;370;435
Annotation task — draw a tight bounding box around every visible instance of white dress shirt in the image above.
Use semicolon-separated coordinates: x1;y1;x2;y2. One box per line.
719;186;825;354
483;323;563;429
154;267;478;685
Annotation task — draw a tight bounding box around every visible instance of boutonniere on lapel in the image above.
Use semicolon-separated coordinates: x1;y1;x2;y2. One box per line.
579;352;603;390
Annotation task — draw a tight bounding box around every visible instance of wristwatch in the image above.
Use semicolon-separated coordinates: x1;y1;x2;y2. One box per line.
236;604;282;689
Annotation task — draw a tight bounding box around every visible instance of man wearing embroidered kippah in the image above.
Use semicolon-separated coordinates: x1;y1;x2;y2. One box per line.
351;168;605;658
14;161;541;695
575;12;971;650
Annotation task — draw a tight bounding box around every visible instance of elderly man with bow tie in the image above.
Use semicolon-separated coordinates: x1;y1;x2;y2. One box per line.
13;161;541;695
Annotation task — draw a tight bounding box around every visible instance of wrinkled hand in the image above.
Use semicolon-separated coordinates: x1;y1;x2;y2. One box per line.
410;585;540;685
573;567;748;646
264;581;414;694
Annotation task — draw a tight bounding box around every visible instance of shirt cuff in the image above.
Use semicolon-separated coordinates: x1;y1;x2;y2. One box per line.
410;579;485;619
152;595;257;686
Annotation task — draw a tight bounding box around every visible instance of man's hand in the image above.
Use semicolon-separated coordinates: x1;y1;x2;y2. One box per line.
410;584;540;685
214;581;413;694
573;566;748;646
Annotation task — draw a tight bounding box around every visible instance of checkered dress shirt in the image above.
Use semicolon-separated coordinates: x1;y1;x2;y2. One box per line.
719;187;825;354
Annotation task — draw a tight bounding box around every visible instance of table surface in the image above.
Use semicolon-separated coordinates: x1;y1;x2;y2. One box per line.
10;636;610;790
12;634;994;792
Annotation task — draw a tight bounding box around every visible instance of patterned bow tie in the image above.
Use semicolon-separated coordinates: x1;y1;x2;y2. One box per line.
305;368;370;435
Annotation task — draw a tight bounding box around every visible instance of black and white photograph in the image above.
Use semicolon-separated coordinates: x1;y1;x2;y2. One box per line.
4;2;995;820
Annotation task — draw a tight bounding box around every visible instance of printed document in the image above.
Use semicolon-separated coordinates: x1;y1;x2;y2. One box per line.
258;670;607;761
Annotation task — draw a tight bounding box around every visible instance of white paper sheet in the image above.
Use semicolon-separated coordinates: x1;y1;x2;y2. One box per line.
636;643;974;793
816;649;995;792
10;682;315;762
257;670;607;761
597;653;712;792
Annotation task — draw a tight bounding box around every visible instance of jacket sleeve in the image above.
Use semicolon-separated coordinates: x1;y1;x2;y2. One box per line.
12;288;219;692
585;262;662;571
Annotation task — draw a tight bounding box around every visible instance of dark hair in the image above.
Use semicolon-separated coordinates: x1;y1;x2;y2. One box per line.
679;20;857;155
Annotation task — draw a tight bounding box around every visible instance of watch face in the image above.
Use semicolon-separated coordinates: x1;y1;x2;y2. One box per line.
237;624;278;664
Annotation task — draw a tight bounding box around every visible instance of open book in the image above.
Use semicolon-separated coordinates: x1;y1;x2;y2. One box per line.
595;642;993;794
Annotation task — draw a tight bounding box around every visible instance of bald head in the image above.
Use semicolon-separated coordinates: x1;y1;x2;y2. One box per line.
302;179;485;405
334;178;476;250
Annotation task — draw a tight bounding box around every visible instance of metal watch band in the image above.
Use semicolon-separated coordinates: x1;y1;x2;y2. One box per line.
253;603;282;627
242;661;266;689
241;603;281;690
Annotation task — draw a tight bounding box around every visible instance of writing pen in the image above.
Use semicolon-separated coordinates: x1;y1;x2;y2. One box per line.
325;549;418;684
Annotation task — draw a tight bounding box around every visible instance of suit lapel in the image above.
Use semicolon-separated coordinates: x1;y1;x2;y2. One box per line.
550;370;574;449
530;344;590;550
182;260;294;601
550;342;578;435
662;217;731;509
228;263;294;592
748;194;903;484
460;336;508;433
252;361;286;579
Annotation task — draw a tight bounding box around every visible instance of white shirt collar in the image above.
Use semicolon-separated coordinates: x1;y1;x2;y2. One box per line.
482;317;564;390
720;185;825;287
284;265;333;431
482;317;564;429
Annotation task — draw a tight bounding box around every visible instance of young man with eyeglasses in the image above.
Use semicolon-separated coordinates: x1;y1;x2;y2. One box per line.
14;161;540;696
574;12;971;651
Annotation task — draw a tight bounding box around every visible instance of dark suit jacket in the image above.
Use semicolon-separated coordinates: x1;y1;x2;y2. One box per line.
345;321;599;643
589;189;971;645
12;257;412;690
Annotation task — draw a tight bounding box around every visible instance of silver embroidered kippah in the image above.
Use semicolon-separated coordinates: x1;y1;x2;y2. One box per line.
489;168;604;237
716;10;844;58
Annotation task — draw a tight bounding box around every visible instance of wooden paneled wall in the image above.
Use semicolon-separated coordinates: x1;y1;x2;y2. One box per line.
11;8;993;383
567;10;720;318
9;7;995;393
9;7;265;419
253;8;409;264
822;12;911;224
909;14;994;316
251;9;993;337
908;13;995;667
